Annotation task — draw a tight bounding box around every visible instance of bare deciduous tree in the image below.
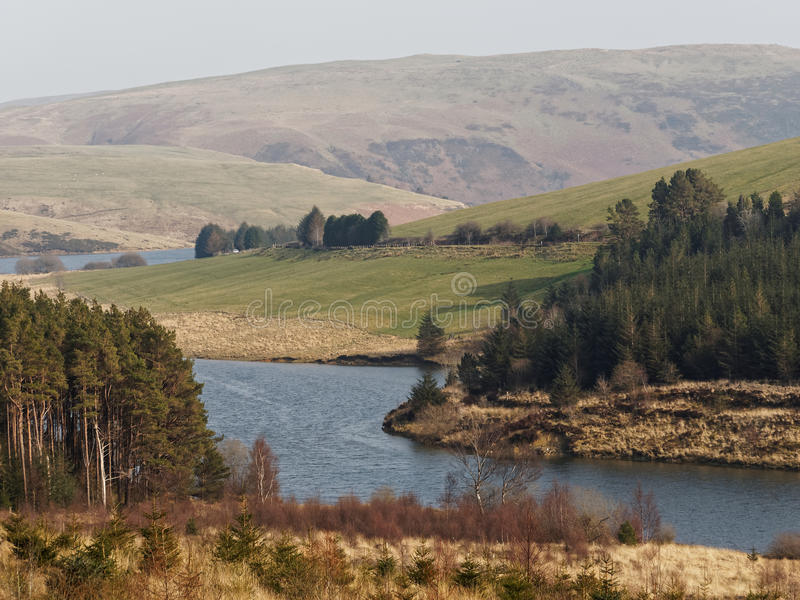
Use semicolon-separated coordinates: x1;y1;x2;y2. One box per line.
246;435;279;503
631;482;661;543
450;419;540;514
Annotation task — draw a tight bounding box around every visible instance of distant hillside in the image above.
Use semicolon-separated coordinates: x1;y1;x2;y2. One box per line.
0;145;462;241
0;209;184;255
394;136;800;238
2;45;800;205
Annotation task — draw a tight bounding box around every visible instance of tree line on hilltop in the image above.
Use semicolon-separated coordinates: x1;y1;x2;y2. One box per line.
194;208;390;257
447;169;800;403
195;222;297;258
296;206;390;248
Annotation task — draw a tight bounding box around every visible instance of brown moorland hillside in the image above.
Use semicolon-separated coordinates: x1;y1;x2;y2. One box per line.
2;45;800;205
0;145;462;241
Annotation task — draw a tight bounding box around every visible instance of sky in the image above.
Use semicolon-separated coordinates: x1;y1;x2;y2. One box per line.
2;0;800;103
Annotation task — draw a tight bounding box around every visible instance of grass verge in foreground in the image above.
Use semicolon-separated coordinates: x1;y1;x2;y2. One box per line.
2;497;797;599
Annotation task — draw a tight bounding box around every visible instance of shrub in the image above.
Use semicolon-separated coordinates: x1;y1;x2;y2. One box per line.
453;556;482;589
258;535;315;598
611;358;648;393
15;255;65;274
14;257;36;274
453;221;483;244
140;503;181;573
34;255;65;273
487;220;522;242
407;373;447;410
497;570;536;600
83;260;113;270
213;498;266;564
112;252;147;268
407;544;436;587
2;514;76;567
617;521;637;545
767;531;800;558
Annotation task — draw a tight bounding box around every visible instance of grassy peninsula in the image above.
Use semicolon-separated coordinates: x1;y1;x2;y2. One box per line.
384;380;800;470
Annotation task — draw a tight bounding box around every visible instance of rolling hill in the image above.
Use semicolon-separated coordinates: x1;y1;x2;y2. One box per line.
0;209;184;255
394;136;800;238
0;145;463;242
2;45;800;205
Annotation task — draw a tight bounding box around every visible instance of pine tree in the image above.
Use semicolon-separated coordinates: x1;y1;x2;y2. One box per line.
416;311;445;357
193;438;230;500
407;544;436;586
214;497;266;564
452;556;482;589
501;279;521;323
140;501;181;573
479;324;514;392
550;363;580;407
233;222;249;251
407;373;447;409
458;353;482;393
607;198;644;244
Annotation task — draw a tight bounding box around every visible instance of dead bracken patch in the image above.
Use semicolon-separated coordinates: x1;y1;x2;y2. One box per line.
157;312;417;362
385;381;800;469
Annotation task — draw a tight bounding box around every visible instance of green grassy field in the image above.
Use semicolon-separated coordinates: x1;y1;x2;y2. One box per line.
394;136;800;238
56;245;593;336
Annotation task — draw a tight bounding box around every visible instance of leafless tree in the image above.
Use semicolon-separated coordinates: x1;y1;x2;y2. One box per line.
497;453;542;505
631;482;661;542
246;435;280;503
453;422;500;514
451;419;540;514
219;438;250;494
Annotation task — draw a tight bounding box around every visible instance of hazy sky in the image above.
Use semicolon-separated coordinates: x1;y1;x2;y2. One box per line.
2;0;799;103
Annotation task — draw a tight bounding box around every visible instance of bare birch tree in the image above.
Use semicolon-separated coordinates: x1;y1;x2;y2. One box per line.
451;419;540;514
246;435;280;503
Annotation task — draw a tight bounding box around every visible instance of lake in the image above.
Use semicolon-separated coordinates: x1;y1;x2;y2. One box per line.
0;247;194;273
194;359;800;551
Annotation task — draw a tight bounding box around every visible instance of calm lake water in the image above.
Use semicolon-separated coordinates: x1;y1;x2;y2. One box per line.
194;359;800;552
0;247;194;273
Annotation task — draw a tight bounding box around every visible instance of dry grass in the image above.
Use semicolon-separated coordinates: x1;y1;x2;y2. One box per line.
158;312;417;362
387;381;800;469
0;517;796;600
0;208;184;255
0;145;462;242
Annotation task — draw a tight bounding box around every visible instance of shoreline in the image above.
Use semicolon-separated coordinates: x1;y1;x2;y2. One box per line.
0;244;192;259
383;381;800;471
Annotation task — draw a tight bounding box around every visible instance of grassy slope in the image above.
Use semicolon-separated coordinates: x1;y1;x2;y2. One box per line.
0;208;184;254
3;46;800;206
394;136;800;237
0;145;461;241
55;245;593;336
